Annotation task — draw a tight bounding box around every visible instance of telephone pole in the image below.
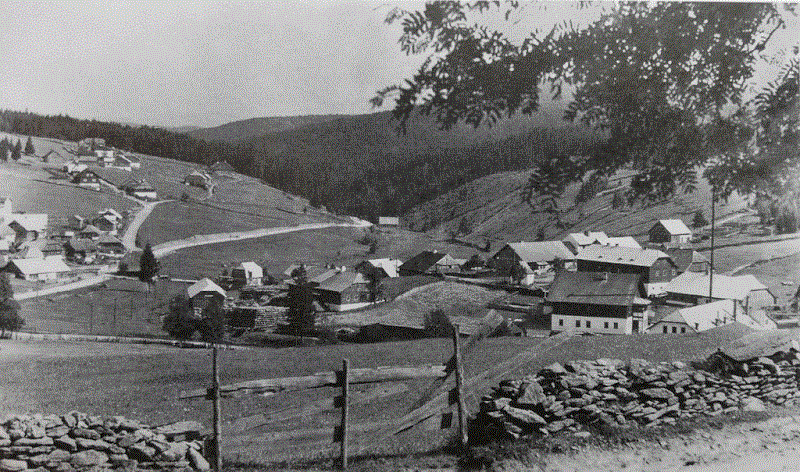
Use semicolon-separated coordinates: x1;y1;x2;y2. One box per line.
709;185;715;304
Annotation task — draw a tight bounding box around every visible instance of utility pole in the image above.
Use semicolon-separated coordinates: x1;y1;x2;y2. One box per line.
709;185;715;305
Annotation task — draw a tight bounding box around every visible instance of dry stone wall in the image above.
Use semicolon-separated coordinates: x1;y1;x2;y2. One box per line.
0;413;210;472
475;350;800;440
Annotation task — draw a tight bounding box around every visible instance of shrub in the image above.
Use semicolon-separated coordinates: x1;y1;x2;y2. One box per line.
424;309;452;337
163;294;198;340
0;300;24;337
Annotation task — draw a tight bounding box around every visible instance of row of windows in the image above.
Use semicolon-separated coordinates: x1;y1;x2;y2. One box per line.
558;318;619;330
662;325;688;334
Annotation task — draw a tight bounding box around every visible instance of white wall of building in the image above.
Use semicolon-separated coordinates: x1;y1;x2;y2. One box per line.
551;314;633;334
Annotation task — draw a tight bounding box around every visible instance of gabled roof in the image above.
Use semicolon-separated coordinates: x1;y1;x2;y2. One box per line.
664;248;694;273
97;234;123;245
187;278;226;299
81;225;104;235
18;246;44;259
666;272;768;301
283;264;330;279
500;241;576;263
399;251;447;273
239;261;262;273
655;299;739;331
566;231;608;246
10;214;48;232
546;271;642;306
101;208;122;219
315;271;368;293
576;244;671;267
9;256;70;275
308;268;340;284
365;258;401;278
605;236;641;249
67;237;97;252
654;219;692;235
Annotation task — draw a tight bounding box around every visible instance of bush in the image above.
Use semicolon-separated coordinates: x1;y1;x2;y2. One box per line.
163;295;198;340
0;300;24;337
424;309;452;337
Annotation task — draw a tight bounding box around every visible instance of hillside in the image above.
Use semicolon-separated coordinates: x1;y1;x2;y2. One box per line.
187;114;347;143
405;166;749;245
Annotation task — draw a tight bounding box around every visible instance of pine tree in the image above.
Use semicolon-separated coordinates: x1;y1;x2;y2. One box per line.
0;139;8;162
11;140;21;161
139;243;160;282
692;210;709;228
24;136;35;155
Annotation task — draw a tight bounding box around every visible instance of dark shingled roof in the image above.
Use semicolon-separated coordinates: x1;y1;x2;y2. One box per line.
398;251;446;274
546;271;642;306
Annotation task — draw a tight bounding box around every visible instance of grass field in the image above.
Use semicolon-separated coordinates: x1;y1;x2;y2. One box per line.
0;324;764;469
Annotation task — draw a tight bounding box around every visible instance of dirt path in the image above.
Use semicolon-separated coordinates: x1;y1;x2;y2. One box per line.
120;199;166;250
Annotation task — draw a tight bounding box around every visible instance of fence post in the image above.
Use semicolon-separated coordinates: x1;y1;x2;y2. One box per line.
451;324;468;448
340;358;350;470
212;345;222;472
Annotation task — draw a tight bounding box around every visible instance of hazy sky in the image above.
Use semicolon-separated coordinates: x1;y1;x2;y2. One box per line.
1;1;797;128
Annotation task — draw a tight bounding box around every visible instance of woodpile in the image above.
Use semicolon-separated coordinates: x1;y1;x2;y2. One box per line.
474;348;800;441
0;413;209;471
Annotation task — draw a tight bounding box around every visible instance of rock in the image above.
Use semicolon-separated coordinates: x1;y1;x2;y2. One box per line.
186;448;210;471
640;388;675;401
515;381;546;407
46;450;70;462
60;416;76;429
69;428;99;441
24;426;44;440
52;463;74;472
127;443;156;462
0;459;27;472
546;418;575;433
116;435;136;449
74;438;111;451
742;397;766;412
13;438;53;448
503;407;546;426
53;436;76;452
44;426;69;439
26;454;50;468
152;421;204;440
70;450;108;468
574;431;592;439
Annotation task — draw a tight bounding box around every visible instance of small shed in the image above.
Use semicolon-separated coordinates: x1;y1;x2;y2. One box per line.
649;219;693;246
231;261;264;285
187;278;227;313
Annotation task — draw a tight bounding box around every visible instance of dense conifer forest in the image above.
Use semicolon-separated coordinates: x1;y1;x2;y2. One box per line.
0;109;602;220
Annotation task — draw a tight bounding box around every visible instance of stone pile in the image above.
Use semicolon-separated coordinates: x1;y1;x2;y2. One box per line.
0;412;210;472
475;350;800;440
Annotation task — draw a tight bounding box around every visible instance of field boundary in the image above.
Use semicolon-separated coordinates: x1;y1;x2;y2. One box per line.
7;331;249;350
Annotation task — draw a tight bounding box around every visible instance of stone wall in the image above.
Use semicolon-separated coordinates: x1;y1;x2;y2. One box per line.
0;413;210;471
474;350;800;440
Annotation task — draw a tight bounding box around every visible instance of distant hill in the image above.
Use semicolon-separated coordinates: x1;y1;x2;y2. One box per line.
187;114;348;143
404;166;748;245
167;125;202;134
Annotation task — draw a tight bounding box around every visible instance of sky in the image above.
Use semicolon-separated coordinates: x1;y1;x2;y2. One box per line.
0;1;797;129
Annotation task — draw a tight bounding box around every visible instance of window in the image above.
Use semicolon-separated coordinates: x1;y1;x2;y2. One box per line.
575;320;580;328
558;319;564;326
604;322;609;329
672;326;677;333
681;327;686;333
663;326;668;333
586;321;591;328
613;322;618;329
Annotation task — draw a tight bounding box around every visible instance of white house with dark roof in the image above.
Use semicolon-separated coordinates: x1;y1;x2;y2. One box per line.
665;271;777;314
490;241;576;282
7;255;71;281
649;219;693;246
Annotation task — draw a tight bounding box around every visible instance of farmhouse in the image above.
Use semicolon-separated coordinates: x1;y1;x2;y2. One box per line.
398;251;460;276
124;180;157;200
490;241;576;283
111;156;132;170
378;216;400;227
231;261;264;286
187;278;227;314
72;169;101;190
100;208;123;223
665;272;777;314
576;245;676;295
6;255;71;281
664;247;710;274
78;225;104;240
355;258;402;278
310;270;374;311
649;219;693;246
64;238;98;263
547;271;651;335
78;138;106;150
63;161;88;175
91;215;117;233
9;215;49;247
648;300;743;334
183;171;210;188
69;215;86;231
97;234;125;257
563;231;608;253
94;147;115;166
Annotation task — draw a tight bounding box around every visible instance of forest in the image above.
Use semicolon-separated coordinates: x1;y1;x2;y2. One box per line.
0;109;602;220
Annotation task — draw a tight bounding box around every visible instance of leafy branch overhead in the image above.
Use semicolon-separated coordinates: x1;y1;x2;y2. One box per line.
375;1;798;202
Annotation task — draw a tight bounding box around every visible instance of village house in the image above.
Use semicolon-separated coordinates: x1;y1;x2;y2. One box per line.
121;154;141;169
231;261;264;286
64;238;98;263
69;215;86;231
490;241;576;284
124;180;157;200
663;247;710;275
563;231;609;253
72;169;101;191
309;270;375;311
183;171;210;189
646;299;766;334
111;155;132;171
41;239;64;257
97;234;125;257
100;208;123;224
90;215;117;234
0;224;15;252
6;255;71;282
16;245;44;260
0;197;12;221
209;161;235;173
547;271;651;334
576;244;677;295
9;214;49;248
78;225;104;241
77;138;106;150
398;250;461;276
649;219;693;246
187;278;227;314
378;216;400;227
665;272;777;314
94;147;115;166
63;161;88;175
355;258;402;278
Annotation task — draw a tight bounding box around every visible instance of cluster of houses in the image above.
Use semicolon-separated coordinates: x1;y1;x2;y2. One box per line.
170;218;787;340
62;140;157;201
73;138;141;171
0;197;71;282
63;208;127;264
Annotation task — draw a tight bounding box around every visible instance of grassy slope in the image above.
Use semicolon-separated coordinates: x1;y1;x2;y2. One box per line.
1;325;760;467
405;167;748;245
